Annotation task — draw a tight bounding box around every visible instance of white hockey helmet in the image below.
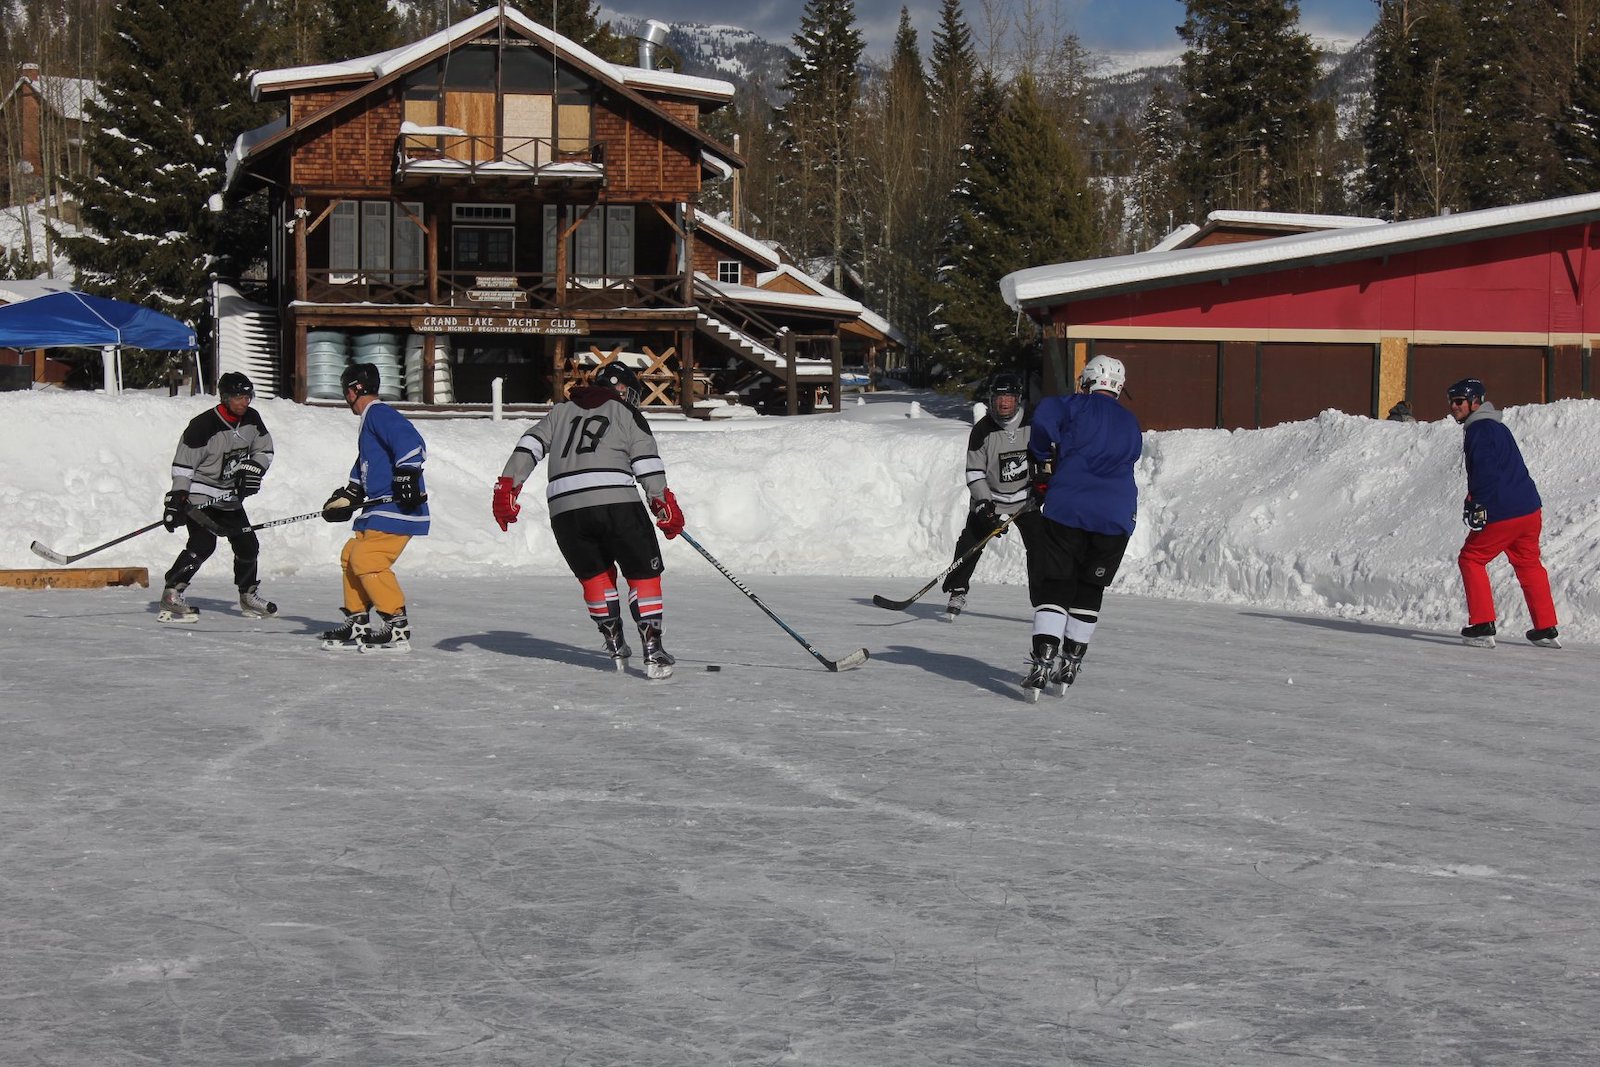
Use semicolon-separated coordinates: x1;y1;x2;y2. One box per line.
1079;355;1126;397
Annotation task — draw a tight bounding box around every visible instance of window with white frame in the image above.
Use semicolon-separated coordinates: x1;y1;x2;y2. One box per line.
329;200;424;285
717;260;741;285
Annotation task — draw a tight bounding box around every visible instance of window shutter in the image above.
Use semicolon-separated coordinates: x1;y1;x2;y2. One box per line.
330;201;358;283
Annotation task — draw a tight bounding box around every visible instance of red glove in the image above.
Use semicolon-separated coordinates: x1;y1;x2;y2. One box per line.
651;487;685;539
492;476;521;531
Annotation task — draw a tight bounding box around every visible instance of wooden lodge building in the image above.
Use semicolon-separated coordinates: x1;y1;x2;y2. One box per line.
220;8;888;415
1002;200;1600;431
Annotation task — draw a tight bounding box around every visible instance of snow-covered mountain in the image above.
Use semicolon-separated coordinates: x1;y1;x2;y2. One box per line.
603;10;794;90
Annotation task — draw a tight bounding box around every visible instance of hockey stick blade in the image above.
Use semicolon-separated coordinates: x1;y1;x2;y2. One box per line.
29;540;71;565
826;647;871;672
871;503;1036;613
872;593;920;612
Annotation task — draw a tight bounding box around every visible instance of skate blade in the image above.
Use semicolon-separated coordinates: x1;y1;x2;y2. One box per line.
610;656;629;671
1022;686;1042;704
240;608;277;619
320;639;363;651
646;662;674;680
1529;638;1562;649
941;612;958;623
1461;636;1496;648
357;641;411;654
156;610;199;624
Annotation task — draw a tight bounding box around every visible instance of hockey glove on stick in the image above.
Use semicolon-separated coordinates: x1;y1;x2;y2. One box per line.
322;483;365;522
234;459;266;498
392;467;424;510
973;498;1001;532
651;488;686;539
492;476;521;531
162;490;189;531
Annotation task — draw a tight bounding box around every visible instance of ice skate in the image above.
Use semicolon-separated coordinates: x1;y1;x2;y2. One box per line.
1525;626;1562;649
639;622;675;680
1020;636;1060;704
1051;639;1088;696
943;590;967;623
156;585;199;624
320;609;369;651
1460;621;1497;648
598;617;631;671
359;609;411;654
238;583;278;619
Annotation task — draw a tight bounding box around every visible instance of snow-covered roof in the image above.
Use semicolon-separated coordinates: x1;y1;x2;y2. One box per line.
710;271;863;317
224;115;287;190
250;8;734;103
1204;209;1387;231
2;73;101;122
694;211;780;268
0;277;74;305
1003;192;1600;310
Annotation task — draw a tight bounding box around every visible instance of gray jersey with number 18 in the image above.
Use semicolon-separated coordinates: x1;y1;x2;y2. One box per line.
501;385;668;518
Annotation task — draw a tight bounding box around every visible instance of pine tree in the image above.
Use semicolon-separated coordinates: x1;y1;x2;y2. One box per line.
53;0;269;385
935;73;1098;382
1129;85;1183;250
1175;0;1330;214
775;0;865;290
1456;0;1567;209
861;8;936;355
1362;0;1470;218
485;0;630;64
1555;44;1600;192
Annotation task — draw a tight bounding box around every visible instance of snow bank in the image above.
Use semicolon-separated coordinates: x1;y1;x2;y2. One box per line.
2;390;1595;641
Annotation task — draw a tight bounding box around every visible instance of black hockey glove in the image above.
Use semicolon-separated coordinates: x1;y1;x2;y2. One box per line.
162;490;189;532
322;483;365;523
973;499;1001;530
234;459;266;498
1463;499;1488;531
392;467;424;511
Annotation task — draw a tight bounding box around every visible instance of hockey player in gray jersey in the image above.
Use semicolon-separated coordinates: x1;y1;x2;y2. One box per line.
941;373;1041;620
492;362;687;678
157;371;276;623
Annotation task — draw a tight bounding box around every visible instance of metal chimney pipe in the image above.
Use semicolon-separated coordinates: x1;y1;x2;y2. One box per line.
638;19;670;69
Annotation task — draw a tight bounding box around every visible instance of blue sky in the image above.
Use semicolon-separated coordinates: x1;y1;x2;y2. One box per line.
601;0;1378;61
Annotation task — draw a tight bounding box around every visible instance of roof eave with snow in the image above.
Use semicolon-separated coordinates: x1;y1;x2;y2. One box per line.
695;210;780;268
1002;192;1600;310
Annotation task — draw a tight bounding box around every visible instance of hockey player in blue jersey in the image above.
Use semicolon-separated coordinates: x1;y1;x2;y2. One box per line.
318;361;430;653
1021;355;1143;701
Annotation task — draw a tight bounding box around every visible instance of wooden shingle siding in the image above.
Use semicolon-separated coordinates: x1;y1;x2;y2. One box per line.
595;102;699;199
292;93;402;192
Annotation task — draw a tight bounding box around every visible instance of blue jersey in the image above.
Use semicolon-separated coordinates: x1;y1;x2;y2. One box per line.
1029;391;1142;535
350;402;430;536
1461;403;1541;523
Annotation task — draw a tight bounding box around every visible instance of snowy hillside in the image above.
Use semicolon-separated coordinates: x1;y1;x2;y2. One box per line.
3;389;1595;643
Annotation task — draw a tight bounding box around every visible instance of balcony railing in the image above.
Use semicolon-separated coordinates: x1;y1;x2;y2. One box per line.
394;132;605;182
304;269;687;311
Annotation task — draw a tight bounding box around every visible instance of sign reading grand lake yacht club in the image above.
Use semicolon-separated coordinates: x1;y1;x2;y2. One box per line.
412;314;587;336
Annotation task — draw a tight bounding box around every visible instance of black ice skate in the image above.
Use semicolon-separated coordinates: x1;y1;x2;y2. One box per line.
320;609;369;651
1021;635;1060;704
598;617;631;670
1525;626;1561;649
639;622;675;680
943;590;967;623
359;609;411;654
157;584;199;624
1051;639;1088;696
238;583;278;619
1460;621;1497;648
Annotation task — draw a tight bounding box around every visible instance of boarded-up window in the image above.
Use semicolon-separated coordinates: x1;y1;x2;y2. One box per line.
557;103;591;154
504;94;551;165
444;91;495;161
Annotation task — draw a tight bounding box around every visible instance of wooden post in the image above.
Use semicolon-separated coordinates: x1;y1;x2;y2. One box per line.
784;333;798;415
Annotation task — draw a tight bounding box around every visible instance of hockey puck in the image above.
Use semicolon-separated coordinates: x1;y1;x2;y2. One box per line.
705;664;722;672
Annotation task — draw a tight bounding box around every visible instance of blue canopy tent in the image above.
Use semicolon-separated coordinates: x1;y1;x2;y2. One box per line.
0;291;199;393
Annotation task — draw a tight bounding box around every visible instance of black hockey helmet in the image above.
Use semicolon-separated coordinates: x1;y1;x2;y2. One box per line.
340;361;381;398
217;371;254;398
1446;377;1485;404
989;372;1024;405
594;361;642;405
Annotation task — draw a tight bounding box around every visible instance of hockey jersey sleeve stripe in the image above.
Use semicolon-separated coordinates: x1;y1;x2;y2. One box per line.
630;455;666;479
514;435;547;463
393;444;425;468
965;468;987;488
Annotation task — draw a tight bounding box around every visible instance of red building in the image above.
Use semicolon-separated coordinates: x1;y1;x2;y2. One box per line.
1002;198;1600;430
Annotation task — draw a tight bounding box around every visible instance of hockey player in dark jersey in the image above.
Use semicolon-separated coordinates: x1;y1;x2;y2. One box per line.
492;361;687;679
157;371;275;623
941;372;1042;620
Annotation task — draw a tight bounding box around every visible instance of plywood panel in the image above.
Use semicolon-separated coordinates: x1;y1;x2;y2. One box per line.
444;91;495;161
504;94;551;164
